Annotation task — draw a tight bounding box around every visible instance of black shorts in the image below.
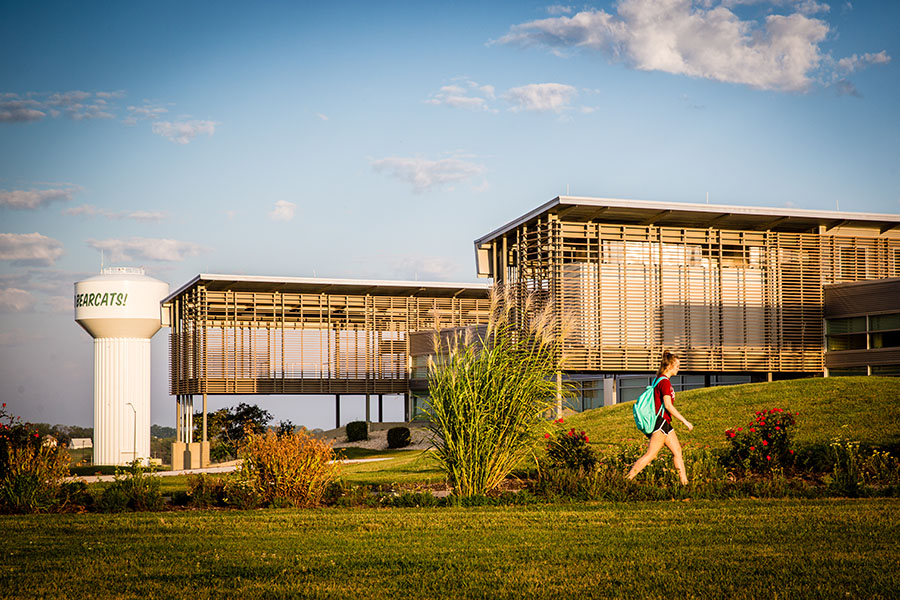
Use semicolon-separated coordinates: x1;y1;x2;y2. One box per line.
644;415;673;438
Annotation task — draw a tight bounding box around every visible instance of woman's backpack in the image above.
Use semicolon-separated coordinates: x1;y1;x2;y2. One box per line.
633;376;666;434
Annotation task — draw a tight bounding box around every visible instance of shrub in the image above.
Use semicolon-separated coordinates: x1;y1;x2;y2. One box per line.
96;460;163;512
425;286;573;498
545;418;597;472
235;428;340;508
387;427;411;449
346;421;368;442
725;408;796;474
0;403;70;514
186;473;227;508
222;478;263;510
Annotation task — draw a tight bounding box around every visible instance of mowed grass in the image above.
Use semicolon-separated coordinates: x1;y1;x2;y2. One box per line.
2;499;898;599
568;376;900;452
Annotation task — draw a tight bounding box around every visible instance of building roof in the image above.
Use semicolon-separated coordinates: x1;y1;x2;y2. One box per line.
474;196;900;246
163;273;491;304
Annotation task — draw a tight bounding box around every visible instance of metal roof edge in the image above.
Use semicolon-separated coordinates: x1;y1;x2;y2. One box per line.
162;273;491;303
473;195;900;246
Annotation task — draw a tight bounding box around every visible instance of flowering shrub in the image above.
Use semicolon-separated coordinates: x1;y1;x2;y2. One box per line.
545;418;597;472
236;428;339;508
725;408;797;474
0;403;70;513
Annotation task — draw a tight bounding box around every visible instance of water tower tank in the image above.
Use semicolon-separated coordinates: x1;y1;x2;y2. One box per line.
74;267;169;465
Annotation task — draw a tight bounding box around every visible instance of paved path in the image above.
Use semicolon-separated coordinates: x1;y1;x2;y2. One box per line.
69;457;391;483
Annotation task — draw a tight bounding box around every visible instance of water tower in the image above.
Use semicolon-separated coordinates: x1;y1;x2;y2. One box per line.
74;267;169;465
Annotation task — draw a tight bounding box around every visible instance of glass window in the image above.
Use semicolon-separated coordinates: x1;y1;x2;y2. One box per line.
710;375;752;386
581;381;604;411
827;334;867;351
871;331;900;349
829;368;868;377
872;365;900;376
870;314;900;332
826;317;867;335
618;376;652;403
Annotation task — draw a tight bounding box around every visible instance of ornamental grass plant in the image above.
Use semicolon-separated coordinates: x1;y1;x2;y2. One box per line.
235;428;339;508
425;285;574;498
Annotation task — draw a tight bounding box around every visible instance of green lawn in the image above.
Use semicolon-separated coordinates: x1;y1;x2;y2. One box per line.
2;498;898;599
568;376;900;452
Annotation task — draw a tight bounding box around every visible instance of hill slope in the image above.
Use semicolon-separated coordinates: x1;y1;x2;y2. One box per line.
566;377;900;451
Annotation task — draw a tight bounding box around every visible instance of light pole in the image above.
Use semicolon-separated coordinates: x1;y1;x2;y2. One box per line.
126;402;137;464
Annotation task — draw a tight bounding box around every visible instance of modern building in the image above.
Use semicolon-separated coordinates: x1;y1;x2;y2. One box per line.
473;196;900;405
162;197;900;466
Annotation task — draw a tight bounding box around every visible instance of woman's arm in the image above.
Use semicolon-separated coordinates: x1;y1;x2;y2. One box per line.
663;395;693;431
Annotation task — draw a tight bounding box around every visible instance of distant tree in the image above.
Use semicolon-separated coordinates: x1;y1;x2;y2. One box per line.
277;420;296;437
150;425;176;439
193;403;272;462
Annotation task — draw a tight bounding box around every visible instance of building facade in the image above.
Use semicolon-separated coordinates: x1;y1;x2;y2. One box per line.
473;197;900;404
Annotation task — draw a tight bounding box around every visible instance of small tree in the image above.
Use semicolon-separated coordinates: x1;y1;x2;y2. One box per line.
194;403;272;461
425;286;572;498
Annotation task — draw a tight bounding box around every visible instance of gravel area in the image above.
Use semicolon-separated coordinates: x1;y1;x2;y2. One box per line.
331;426;434;451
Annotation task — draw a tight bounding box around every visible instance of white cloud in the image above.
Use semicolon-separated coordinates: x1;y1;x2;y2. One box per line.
63;204;167;222
504;83;578;112
0;232;65;266
372;156;487;193
86;237;209;262
45;295;73;314
124;102;169;126
0;288;35;312
547;5;574;15
497;0;890;93
835;51;891;74
426;80;497;112
0;98;45;123
152;119;219;144
316;113;329;121
268;200;296;221
0;186;79;210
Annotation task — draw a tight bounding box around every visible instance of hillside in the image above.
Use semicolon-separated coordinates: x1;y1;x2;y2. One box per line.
566;376;900;451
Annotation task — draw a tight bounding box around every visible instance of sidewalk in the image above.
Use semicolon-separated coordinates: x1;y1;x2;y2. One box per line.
69;457;390;483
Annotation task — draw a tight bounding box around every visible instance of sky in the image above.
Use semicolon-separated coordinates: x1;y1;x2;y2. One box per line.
1;0;898;431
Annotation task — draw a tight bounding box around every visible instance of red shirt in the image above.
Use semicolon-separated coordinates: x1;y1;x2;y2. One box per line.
654;377;674;423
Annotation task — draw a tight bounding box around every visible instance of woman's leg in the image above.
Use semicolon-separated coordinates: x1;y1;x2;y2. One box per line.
626;431;667;480
665;430;688;485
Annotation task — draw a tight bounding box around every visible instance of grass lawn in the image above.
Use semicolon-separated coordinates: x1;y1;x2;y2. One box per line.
2;498;898;599
568;376;900;453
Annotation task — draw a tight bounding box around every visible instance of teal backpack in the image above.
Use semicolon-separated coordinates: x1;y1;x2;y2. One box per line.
633;377;666;435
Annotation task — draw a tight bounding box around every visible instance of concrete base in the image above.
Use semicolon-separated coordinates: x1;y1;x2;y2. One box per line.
171;441;210;469
171;441;186;470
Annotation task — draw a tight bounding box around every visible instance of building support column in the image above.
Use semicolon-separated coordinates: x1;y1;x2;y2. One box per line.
365;393;371;423
335;394;341;429
403;392;410;423
378;394;383;423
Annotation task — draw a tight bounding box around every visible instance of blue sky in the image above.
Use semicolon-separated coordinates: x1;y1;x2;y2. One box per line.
1;0;898;430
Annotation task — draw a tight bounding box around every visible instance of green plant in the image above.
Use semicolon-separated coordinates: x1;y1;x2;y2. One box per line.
96;460;163;512
387;427;411;449
346;421;368;443
186;473;227;508
425;286;572;498
195;403;273;462
725;408;796;474
235;428;340;508
545;418;597;471
0;404;71;514
222;478;263;510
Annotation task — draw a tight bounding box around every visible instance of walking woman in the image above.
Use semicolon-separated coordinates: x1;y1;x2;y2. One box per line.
626;351;694;485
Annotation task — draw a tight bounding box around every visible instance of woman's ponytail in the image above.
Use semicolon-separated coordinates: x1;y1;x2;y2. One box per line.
657;350;679;376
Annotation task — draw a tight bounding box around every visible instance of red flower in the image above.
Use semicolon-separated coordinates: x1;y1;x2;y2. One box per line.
766;455;771;461
762;440;768;446
789;449;794;454
749;428;756;433
795;412;799;415
775;426;780;431
584;436;589;443
760;422;766;426
750;446;755;451
737;427;743;432
544;433;550;439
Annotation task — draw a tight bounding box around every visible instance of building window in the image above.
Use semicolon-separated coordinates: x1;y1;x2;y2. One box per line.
826;316;868;351
829;368;868;377
870;313;900;332
871;331;900;349
872;365;900;376
618;376;652;403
